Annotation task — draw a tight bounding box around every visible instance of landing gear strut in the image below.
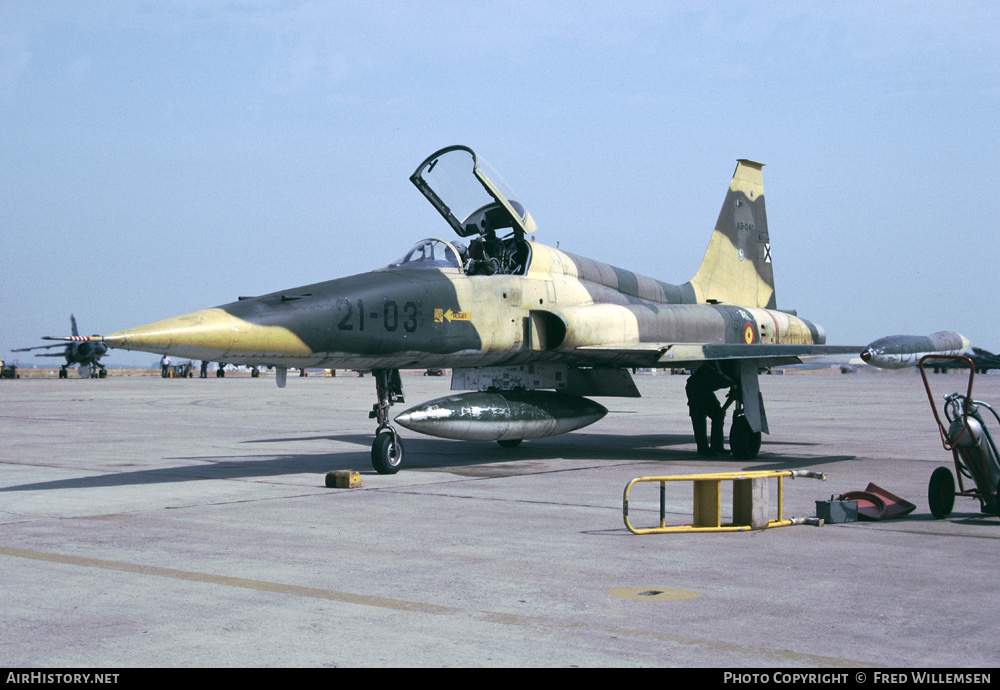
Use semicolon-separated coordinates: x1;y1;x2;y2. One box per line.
369;369;405;474
726;362;765;460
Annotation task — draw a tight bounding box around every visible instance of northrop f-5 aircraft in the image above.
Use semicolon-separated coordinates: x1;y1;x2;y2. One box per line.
15;315;108;378
48;146;866;472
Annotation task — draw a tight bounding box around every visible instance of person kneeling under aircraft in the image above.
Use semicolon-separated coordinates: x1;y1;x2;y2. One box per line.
685;362;735;456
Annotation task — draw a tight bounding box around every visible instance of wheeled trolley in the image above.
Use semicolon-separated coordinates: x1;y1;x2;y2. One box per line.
919;354;1000;518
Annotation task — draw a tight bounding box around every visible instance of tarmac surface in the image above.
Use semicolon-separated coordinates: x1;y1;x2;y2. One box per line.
1;370;998;668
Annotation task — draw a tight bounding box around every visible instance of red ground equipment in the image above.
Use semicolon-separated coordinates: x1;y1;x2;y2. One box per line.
919;354;1000;518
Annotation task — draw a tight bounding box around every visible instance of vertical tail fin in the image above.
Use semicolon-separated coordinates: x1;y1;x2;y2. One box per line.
70;314;79;337
686;160;776;309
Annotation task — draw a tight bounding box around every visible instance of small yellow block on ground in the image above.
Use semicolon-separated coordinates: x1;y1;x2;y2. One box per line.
325;471;364;489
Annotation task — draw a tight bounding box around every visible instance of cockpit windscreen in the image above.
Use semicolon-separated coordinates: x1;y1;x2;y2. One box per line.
384;238;464;271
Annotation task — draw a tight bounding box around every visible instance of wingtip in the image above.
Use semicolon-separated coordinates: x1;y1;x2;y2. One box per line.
41;335;104;343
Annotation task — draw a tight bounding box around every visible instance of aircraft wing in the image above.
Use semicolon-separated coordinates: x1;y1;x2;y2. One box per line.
572;343;863;368
11;343;68;352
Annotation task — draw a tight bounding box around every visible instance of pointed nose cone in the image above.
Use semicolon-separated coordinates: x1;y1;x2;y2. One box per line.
102;306;314;362
102;308;238;358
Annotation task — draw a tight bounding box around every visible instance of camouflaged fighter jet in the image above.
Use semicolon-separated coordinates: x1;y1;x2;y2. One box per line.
45;145;862;473
15;315;109;378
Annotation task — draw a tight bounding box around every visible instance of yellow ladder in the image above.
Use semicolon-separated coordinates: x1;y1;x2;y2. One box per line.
623;470;827;535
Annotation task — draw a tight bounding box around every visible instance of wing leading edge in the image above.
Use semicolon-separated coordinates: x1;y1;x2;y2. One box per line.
572;343;863;369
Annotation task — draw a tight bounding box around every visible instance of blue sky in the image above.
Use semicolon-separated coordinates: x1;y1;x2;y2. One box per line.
2;1;998;367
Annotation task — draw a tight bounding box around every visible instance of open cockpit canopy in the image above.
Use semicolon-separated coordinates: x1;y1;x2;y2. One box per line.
410;145;537;239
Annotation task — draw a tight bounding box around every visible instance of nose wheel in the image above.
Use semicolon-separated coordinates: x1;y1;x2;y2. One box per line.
372;428;405;474
369;369;406;474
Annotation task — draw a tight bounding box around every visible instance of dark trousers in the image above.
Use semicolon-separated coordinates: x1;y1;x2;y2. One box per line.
689;396;725;453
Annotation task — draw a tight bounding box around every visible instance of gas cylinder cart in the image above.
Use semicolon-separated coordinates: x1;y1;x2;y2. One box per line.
919;354;1000;519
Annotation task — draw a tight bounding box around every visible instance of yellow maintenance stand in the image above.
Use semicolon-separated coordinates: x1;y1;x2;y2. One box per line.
622;470;827;535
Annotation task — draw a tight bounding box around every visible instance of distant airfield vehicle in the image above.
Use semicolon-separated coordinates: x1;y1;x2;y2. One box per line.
168;362;195;378
46;146;925;473
15;315;108;378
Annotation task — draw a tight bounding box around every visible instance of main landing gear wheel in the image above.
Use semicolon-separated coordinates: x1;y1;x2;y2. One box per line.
372;431;404;475
928;466;955;519
729;415;761;460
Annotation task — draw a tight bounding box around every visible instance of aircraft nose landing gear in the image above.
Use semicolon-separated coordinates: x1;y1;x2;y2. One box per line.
372;427;404;474
369;369;406;474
